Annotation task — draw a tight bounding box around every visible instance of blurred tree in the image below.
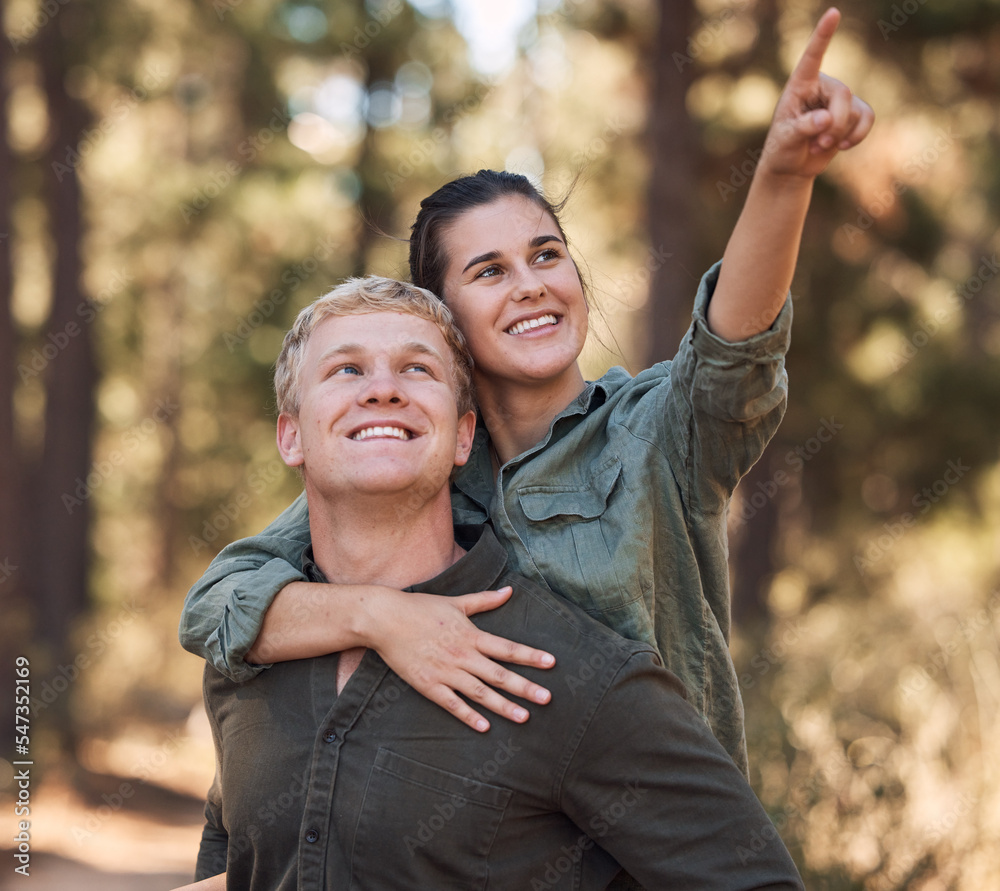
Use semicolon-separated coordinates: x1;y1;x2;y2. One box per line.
644;0;699;363
33;3;96;686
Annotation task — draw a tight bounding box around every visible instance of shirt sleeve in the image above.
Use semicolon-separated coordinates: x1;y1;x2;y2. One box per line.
195;771;229;881
178;492;312;682
661;260;792;514
559;652;804;890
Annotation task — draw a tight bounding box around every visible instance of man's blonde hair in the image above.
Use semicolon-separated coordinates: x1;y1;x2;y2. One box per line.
274;275;475;418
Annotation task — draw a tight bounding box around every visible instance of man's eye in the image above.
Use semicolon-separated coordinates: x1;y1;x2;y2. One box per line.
332;365;361;376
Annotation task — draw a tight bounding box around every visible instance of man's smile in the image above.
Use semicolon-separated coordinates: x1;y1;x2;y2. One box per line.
350;425;414;442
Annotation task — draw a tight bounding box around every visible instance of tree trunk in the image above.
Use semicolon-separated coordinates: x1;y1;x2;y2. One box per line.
34;11;96;691
642;0;699;364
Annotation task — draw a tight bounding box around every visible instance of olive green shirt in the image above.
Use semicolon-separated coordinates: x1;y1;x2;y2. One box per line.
180;262;792;776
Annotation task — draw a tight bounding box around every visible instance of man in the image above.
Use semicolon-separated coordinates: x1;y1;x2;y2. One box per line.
185;276;803;890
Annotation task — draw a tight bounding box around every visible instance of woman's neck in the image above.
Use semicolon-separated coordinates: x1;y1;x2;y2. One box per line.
476;365;587;465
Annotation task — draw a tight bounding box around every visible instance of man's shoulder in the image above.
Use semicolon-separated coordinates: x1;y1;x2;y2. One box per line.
495;570;660;666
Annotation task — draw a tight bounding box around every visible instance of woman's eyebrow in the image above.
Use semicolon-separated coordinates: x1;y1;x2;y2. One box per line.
462;250;500;274
460;234;564;274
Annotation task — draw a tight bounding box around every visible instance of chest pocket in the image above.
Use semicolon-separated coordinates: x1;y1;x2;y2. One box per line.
516;457;649;628
350;747;511;890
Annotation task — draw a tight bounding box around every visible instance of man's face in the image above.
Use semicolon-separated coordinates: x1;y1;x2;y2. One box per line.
277;312;476;502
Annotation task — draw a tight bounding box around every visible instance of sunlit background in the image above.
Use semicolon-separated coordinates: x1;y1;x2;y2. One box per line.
1;0;999;887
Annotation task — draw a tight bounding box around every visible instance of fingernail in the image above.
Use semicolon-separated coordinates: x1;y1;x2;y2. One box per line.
476;719;489;731
513;707;529;721
541;654;555;666
534;688;550;703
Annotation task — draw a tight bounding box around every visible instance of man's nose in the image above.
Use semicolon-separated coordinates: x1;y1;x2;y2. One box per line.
359;367;407;405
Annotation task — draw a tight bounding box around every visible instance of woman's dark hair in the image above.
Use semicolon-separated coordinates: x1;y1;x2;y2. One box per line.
408;169;578;301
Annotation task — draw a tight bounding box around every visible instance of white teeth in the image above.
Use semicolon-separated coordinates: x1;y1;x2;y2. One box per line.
506;314;558;336
351;426;411;441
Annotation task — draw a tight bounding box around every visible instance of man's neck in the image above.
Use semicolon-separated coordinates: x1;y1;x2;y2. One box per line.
305;487;463;589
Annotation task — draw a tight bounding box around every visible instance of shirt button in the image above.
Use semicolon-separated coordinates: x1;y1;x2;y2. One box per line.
323;730;336;743
305;829;319;844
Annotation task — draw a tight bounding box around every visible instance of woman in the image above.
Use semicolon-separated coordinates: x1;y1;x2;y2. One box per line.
179;9;872;775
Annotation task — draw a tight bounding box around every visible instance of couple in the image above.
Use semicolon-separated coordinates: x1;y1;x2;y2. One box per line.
179;10;871;888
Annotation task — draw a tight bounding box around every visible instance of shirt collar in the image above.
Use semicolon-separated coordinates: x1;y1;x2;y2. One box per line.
302;523;508;596
454;378;613;503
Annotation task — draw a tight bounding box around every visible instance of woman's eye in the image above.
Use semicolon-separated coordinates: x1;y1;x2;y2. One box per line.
536;248;560;262
475;264;501;279
405;364;430;374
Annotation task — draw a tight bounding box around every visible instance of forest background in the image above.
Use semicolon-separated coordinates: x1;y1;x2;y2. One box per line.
1;0;998;887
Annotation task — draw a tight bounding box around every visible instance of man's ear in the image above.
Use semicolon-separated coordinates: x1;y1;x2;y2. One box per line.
276;413;304;467
453;410;477;467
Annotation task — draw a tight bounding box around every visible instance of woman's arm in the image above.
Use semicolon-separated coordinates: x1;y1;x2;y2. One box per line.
248;580;555;731
710;8;874;341
179;494;312;681
181;494;555;730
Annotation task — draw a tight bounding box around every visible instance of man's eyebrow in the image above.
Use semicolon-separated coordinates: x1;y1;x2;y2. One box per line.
316;341;448;364
460;234;564;274
399;341;449;365
316;343;364;364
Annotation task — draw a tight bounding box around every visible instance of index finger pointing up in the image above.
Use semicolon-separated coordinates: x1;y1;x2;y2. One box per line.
790;7;841;83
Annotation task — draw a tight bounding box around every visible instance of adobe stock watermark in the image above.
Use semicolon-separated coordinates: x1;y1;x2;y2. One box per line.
179;106;292;222
18;269;133;384
563;634;623;695
188;460;286;554
530;782;647;889
889;253;999;371
569;114;627;167
0;557;18;585
673;4;747;73
839;127;958;246
224;235;338;352
8;0;69;51
618;245;673;300
71;730;186;843
403;737;521;855
877;0;930;41
339;0;404;58
223;769;309;861
716;116;800;202
734;417;844;526
384;84;493;190
30;601;144;714
738;619;807;691
51;64;169;183
899;589;1000;699
883;793;977;884
62;399;181;514
855;458;971;574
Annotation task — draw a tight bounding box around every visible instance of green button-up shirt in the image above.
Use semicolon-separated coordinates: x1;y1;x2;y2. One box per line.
197;526;803;890
180;262;792;776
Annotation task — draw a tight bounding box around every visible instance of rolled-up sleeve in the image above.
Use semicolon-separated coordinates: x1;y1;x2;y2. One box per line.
179;492;311;682
664;260;792;513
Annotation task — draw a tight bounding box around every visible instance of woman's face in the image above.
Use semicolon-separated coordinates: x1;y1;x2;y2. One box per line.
438;195;589;394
